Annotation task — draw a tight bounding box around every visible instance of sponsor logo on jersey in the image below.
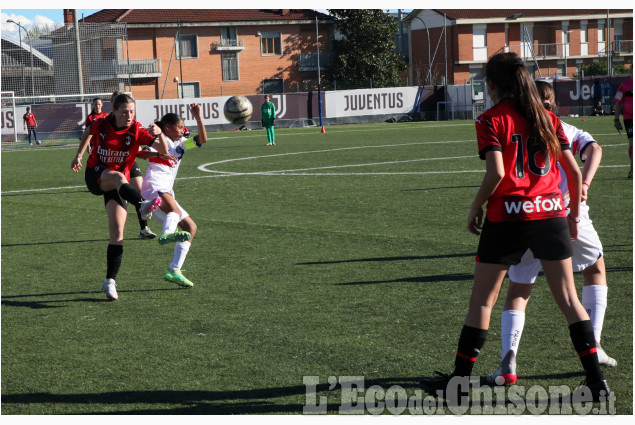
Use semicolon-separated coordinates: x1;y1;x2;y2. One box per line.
503;195;563;215
97;145;129;164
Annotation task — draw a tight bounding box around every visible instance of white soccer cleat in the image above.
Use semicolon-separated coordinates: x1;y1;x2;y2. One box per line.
102;278;118;301
596;345;617;367
139;226;157;239
487;350;517;386
139;197;161;220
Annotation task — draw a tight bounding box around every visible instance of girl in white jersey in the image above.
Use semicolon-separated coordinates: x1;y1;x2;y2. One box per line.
140;103;208;287
488;81;616;387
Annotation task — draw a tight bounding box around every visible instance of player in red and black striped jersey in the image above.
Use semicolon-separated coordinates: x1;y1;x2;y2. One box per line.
78;93;157;239
84;97;109;129
420;52;610;402
475;98;570;222
70;94;177;301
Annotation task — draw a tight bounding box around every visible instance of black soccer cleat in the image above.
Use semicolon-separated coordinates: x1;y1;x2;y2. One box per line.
420;371;453;397
573;379;612;403
419;371;472;404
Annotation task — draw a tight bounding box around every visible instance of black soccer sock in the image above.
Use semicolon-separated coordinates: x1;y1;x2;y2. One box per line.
453;325;488;376
569;320;604;383
118;183;143;208
136;209;148;230
106;244;123;280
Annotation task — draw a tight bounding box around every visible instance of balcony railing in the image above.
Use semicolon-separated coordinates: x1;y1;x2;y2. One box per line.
298;52;335;71
85;58;162;79
494;41;632;60
211;39;245;51
610;40;633;56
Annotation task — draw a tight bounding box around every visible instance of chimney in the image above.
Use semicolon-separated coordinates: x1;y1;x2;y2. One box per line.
63;9;74;25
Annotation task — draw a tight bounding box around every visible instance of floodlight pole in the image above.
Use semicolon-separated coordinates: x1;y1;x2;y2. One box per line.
73;10;84;100
412;16;432;85
7;20;26;95
316;16;324;130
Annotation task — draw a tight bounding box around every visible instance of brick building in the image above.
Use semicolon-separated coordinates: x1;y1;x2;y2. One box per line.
78;9;334;100
405;9;633;86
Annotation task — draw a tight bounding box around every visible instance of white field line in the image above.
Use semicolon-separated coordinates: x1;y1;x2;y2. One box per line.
197;139;476;171
0;122;475;153
1;142;629;194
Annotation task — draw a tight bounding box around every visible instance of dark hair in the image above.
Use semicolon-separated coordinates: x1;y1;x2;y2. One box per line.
110;90;125;105
155;112;182;132
534;81;557;114
91;97;103;114
486;52;560;158
112;94;134;111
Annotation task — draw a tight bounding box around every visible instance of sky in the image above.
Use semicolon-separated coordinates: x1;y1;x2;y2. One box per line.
1;9;100;34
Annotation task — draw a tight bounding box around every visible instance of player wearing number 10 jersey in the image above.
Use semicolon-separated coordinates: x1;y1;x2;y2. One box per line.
476;99;569;222
420;52;610;403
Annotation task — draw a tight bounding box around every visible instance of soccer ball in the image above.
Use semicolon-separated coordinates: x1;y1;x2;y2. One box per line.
224;95;253;125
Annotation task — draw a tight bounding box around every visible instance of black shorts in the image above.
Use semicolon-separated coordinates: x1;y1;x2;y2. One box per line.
130;160;142;179
476;217;572;265
84;165;126;208
623;119;633;139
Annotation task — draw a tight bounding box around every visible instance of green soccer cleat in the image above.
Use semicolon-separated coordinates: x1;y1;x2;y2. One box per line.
158;231;191;245
163;268;193;288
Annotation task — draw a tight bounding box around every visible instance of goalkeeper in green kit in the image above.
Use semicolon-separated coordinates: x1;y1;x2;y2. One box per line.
261;95;276;146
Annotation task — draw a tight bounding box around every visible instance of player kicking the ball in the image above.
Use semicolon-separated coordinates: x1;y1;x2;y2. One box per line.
487;80;616;386
139;103;208;287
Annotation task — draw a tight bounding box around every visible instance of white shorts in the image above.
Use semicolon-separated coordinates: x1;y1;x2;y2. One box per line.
507;202;603;284
141;186;189;224
151;198;189;225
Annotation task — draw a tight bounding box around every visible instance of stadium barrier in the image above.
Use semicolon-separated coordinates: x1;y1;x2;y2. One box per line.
2;76;630;147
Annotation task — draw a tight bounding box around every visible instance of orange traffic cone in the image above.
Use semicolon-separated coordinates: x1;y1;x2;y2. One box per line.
321;126;325;133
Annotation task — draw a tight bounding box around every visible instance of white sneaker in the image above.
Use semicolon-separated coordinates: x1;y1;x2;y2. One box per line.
487;350;517;385
139;197;161;220
102;278;118;301
596;345;617;367
139;226;157;239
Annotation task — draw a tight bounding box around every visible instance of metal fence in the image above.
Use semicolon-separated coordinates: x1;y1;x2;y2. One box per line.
1;22;131;105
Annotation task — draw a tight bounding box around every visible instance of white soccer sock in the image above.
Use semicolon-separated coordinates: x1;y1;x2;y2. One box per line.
162;212;180;235
581;285;608;343
501;310;525;361
170;241;191;270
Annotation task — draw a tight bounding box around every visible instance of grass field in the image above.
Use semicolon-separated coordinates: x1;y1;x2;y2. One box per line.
1;116;632;415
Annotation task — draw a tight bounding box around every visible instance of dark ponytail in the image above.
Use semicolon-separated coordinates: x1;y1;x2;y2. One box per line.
534;81;557;114
156;112;182;133
486;53;561;158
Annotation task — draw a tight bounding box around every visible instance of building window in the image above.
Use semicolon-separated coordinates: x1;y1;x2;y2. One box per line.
261;32;282;55
178;82;200;98
263;78;283;94
598;21;606;55
472;25;487;61
222;52;239;81
177;34;198;58
613;19;624;52
221;26;238;47
580;21;589;56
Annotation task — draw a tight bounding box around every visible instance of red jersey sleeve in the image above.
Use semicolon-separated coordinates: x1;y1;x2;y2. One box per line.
476;115;503;160
135;122;156;146
550;114;571;151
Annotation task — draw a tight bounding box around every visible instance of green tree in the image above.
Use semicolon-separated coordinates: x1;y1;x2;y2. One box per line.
580;60;632;77
325;9;406;90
